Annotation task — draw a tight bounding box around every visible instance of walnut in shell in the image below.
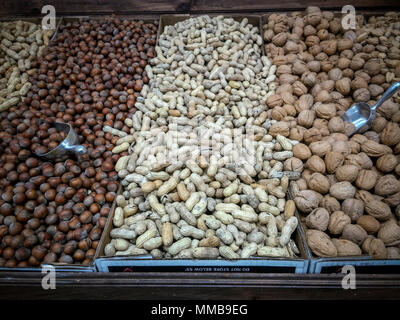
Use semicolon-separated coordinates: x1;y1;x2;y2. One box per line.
361;140;392;157
380;122;400;147
330;181;356;200
325;151;344;173
356;215;380;234
309;141;332;157
331;140;351;156
321;195;341;213
341;224;368;246
328;210;351;235
332;239;362;256
355;169;378;190
376;154;398;173
315;103;337;119
284;157;304;172
353;88;370;102
368;238;388;259
342;198;365;222
374;175;400;197
305;155;326;173
306;229;337;257
306;207;330;231
269;121;290;137
328;117;345;133
364;199;391;221
303;127;322;144
294;189;321;213
297;110;315;128
308;172;330;194
384;191;400;207
377;221;400;246
335;165;359;182
292;143;312;160
387;247;400;259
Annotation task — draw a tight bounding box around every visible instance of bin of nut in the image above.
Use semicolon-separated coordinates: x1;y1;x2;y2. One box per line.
97;15;310;272
0;17;158;269
262;7;400;271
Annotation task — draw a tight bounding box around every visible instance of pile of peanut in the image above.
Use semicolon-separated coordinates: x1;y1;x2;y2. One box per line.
263;8;400;259
104;15;300;259
0;20;54;112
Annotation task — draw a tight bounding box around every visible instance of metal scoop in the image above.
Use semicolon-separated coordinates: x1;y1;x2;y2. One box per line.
342;82;400;136
36;122;87;161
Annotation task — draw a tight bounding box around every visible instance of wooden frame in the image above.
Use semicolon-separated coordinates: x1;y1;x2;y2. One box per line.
1;0;399;17
1;271;400;299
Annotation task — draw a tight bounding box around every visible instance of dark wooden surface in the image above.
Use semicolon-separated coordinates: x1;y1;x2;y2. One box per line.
1;0;399;16
1;271;400;299
190;0;400;12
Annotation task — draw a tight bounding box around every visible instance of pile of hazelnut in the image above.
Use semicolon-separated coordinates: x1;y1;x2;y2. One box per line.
0;17;158;267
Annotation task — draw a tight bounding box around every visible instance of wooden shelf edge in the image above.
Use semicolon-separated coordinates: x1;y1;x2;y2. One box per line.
1;272;400;300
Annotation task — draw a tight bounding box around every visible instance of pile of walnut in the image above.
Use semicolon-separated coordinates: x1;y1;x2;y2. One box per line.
104;15;301;259
264;7;400;259
0;20;54;112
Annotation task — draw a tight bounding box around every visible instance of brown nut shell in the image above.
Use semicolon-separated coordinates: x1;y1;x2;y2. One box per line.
332;239;362;256
294;189;321;213
328;210;351;235
306;207;330;231
329;181;356;200
377;221;400;246
357;215;380;234
365;200;391;221
306;229;337;257
341;224;368;246
335;165;359;182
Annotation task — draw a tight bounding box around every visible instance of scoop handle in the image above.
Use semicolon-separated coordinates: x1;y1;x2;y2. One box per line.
65;144;87;156
372;82;400;111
